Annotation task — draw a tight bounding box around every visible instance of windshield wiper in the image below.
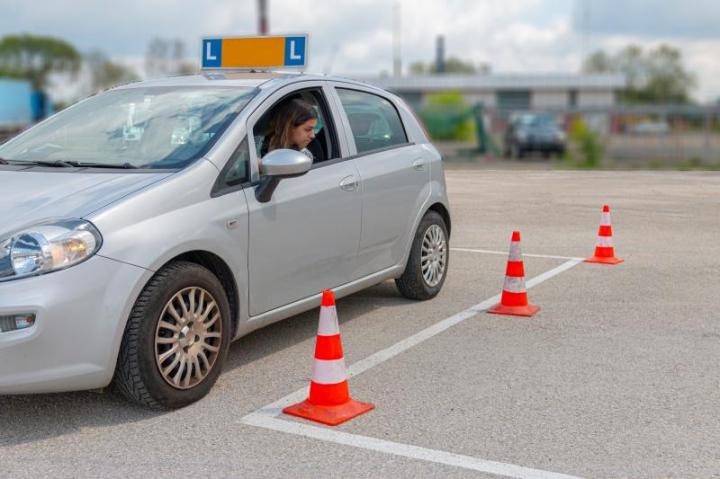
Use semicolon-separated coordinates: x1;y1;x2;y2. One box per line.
7;159;139;169
0;158;73;167
19;159;78;168
70;162;139;169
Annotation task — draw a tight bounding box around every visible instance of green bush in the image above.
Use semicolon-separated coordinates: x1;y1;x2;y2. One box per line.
564;117;603;168
417;91;475;141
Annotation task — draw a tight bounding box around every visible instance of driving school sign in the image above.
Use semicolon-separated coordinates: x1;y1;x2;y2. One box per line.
202;35;308;69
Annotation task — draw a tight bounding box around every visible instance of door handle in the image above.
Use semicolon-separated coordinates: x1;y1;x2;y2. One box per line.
412;158;426;171
339;175;359;192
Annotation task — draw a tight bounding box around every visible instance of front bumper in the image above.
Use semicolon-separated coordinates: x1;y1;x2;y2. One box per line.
0;255;150;394
520;140;565;153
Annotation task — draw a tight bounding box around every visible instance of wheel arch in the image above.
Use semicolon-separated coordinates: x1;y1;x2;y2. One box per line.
168;250;241;338
427;202;451;238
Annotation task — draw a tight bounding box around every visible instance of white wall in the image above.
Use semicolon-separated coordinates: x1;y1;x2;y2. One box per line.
462;91;496;108
415;88;617;110
531;90;568;109
578;90;615;108
419;91;496;108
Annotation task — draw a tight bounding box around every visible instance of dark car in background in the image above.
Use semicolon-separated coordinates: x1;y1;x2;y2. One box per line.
504;112;566;158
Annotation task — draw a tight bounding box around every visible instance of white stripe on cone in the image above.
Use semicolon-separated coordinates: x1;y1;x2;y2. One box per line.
601;212;611;225
317;306;340;336
508;242;523;261
502;276;527;293
596;236;614;247
311;358;348;385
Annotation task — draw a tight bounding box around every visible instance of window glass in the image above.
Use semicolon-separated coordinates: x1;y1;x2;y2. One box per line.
223;137;249;186
253;89;337;164
0;87;256;169
336;89;408;154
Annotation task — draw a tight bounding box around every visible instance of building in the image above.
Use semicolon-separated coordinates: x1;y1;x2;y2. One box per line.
361;73;626;135
362;73;626;112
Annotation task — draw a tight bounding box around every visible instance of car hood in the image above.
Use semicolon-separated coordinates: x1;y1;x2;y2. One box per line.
0;168;173;235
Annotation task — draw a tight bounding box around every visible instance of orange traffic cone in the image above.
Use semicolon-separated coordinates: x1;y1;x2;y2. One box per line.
585;204;624;265
283;290;374;426
487;231;540;317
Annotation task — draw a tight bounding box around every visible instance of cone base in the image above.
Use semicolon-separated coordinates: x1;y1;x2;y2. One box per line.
283;398;375;426
585;256;624;265
487;303;540;317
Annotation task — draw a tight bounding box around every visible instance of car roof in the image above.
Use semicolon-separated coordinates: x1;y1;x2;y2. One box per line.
113;72;389;95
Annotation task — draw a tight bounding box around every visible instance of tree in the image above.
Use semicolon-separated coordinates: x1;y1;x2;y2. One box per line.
85;51;139;92
583;44;696;104
145;37;196;77
409;57;490;75
0;34;81;89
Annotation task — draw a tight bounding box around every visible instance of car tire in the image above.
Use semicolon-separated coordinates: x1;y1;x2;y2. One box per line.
113;261;232;409
395;210;449;300
510;143;523;159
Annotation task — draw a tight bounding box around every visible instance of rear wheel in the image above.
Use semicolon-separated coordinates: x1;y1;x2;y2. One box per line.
113;261;231;409
396;211;449;300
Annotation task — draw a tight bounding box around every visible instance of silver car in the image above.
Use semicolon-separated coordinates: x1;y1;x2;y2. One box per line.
0;73;451;408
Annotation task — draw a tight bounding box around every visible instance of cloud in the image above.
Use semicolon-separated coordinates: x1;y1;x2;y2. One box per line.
2;0;719;100
574;0;720;39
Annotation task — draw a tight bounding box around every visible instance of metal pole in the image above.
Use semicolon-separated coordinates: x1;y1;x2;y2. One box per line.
258;0;268;35
703;106;712;164
393;2;401;77
436;35;445;74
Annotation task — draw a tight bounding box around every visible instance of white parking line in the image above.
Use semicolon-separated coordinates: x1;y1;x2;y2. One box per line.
242;258;585;479
452;247;584;261
243;414;583;479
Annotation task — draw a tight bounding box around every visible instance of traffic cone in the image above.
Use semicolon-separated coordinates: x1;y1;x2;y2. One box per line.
487;231;540;317
283;290;374;426
585;204;624;265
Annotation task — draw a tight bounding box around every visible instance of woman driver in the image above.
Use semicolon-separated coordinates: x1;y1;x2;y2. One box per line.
260;99;318;160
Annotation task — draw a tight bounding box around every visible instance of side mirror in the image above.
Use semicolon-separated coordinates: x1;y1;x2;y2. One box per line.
255;149;312;203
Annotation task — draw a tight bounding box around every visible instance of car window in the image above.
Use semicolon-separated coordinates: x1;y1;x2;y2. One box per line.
252;89;338;164
336;88;408;154
0;87;256;169
223;137;250;186
212;136;250;197
517;114;557;128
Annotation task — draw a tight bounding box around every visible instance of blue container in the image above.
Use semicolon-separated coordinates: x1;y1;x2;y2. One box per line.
0;79;33;128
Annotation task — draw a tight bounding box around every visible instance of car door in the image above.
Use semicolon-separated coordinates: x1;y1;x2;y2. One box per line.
245;83;362;316
331;85;430;279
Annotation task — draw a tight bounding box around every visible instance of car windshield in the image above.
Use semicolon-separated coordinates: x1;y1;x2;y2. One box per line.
0;86;257;169
518;114;556;128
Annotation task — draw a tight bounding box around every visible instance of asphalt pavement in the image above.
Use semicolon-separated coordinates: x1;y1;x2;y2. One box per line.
1;169;719;478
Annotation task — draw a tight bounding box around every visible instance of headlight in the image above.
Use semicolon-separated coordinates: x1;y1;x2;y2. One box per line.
0;219;102;282
555;131;566;142
516;131;528;142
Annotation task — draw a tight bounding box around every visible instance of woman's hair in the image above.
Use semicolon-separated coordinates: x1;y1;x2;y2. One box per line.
267;99;318;151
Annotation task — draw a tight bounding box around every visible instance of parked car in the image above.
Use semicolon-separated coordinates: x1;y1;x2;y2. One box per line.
0;72;451;408
504;112;566;158
626;120;670;135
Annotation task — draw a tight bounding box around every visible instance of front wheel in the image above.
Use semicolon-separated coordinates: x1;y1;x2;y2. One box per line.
113;261;232;409
395;211;449;300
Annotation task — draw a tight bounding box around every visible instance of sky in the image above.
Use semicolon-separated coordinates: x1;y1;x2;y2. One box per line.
2;0;720;101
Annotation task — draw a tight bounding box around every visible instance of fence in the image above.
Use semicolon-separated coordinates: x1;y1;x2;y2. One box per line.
415;99;720;166
480;104;720;166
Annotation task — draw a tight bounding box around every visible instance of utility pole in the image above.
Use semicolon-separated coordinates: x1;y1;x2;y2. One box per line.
258;0;269;35
435;35;445;74
393;2;401;77
578;0;590;67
